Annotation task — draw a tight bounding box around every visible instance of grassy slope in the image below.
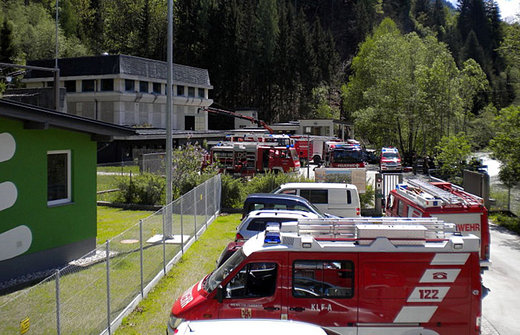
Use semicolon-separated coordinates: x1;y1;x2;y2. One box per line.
115;213;240;334
96;206;157;244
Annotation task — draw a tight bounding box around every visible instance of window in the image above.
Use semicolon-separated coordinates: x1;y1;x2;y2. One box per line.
125;79;135;92
300;189;328;204
293;260;353;298
398;200;405;217
177;85;184;96
47;150;71;206
188;86;195;97
100;79;113;91
347;190;352;204
82;80;95;92
139;81;149;93
246;218;295;232
152;82;161;94
225;262;277;299
197;87;205;98
64;80;76;93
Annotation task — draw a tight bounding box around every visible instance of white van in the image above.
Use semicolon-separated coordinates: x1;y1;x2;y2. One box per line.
272;182;360;217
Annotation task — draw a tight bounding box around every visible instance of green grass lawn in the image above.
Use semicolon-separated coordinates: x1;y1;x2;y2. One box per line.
115;213;240;335
97;206;157;244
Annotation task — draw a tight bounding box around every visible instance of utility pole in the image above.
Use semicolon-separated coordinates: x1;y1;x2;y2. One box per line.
54;0;60;112
164;0;173;238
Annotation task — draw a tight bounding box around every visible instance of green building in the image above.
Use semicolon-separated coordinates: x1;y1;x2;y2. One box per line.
0;99;134;283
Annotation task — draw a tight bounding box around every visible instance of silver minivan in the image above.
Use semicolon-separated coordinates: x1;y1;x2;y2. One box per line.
272;182;361;217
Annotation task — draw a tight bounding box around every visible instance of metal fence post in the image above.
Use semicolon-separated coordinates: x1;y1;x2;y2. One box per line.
106;240;111;335
205;180;208;228
194;190;197;239
139;219;144;297
162;206;167;275
55;269;61;335
180;197;184;254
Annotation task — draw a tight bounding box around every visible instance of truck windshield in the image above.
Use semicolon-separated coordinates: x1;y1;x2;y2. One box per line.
204;248;247;292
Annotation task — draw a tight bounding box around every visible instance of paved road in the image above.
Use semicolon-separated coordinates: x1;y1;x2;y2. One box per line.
482;223;520;335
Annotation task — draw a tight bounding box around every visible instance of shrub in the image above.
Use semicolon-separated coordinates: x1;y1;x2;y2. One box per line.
489;213;520;235
359;183;375;209
221;174;246;209
115;173;165;205
244;171;311;194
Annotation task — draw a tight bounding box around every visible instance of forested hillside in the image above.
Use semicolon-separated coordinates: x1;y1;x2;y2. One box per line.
0;0;518;137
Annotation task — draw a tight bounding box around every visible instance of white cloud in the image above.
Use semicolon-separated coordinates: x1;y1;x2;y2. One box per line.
444;0;519;21
496;0;520;21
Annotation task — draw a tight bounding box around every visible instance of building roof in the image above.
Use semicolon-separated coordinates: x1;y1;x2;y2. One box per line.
0;99;135;141
25;54;213;88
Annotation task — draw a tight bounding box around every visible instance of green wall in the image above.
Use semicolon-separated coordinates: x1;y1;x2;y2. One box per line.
0;116;97;255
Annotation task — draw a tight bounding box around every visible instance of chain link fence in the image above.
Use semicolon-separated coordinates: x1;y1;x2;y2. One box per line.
0;174;221;335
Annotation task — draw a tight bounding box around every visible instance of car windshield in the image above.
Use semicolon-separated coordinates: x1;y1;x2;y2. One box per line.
204;248;247;292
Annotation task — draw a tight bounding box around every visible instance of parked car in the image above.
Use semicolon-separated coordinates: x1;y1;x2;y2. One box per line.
236;209;320;241
242;193;332;219
168;318;328;335
272;182;361;217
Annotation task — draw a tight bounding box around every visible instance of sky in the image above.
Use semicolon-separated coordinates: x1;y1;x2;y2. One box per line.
446;0;520;22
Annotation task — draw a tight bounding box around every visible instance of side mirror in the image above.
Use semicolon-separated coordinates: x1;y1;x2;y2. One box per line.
216;284;224;303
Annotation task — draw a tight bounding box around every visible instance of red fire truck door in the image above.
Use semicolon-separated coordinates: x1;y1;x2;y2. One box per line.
287;253;358;328
218;253;286;320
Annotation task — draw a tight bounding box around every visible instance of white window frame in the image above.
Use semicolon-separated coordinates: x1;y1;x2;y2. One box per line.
47;150;71;206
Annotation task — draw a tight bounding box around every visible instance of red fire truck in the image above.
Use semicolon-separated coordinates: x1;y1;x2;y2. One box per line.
386;178;490;269
168;217;482;335
292;136;340;165
211;142;300;176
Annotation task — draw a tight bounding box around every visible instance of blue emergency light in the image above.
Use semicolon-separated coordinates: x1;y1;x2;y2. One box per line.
264;224;282;244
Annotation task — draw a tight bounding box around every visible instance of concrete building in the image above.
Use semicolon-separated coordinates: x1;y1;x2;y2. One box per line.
23;54;214;131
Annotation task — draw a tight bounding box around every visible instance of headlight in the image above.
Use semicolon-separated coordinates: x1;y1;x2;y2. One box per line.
167;315;184;334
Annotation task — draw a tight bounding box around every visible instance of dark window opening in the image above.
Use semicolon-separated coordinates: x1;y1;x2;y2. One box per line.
153;82;161;94
64;80;76;93
125;79;135;92
185;115;195;130
139;81;149;93
82;80;95;92
100;79;113;91
47;151;70;205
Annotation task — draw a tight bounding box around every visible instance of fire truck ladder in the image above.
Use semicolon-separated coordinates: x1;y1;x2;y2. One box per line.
289;217;455;242
407;179;465;205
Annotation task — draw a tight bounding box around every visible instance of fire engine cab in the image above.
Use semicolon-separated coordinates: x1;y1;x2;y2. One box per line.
386;178;490;269
169;217;482;335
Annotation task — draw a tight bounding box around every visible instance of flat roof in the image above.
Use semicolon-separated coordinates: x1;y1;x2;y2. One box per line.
25;54;213;88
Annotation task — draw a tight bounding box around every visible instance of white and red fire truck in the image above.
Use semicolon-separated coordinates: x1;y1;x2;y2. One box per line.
211;142;300;176
169;217;482;335
386;178;490;269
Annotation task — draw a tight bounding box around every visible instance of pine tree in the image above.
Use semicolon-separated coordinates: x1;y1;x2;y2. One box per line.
0;18;15;63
